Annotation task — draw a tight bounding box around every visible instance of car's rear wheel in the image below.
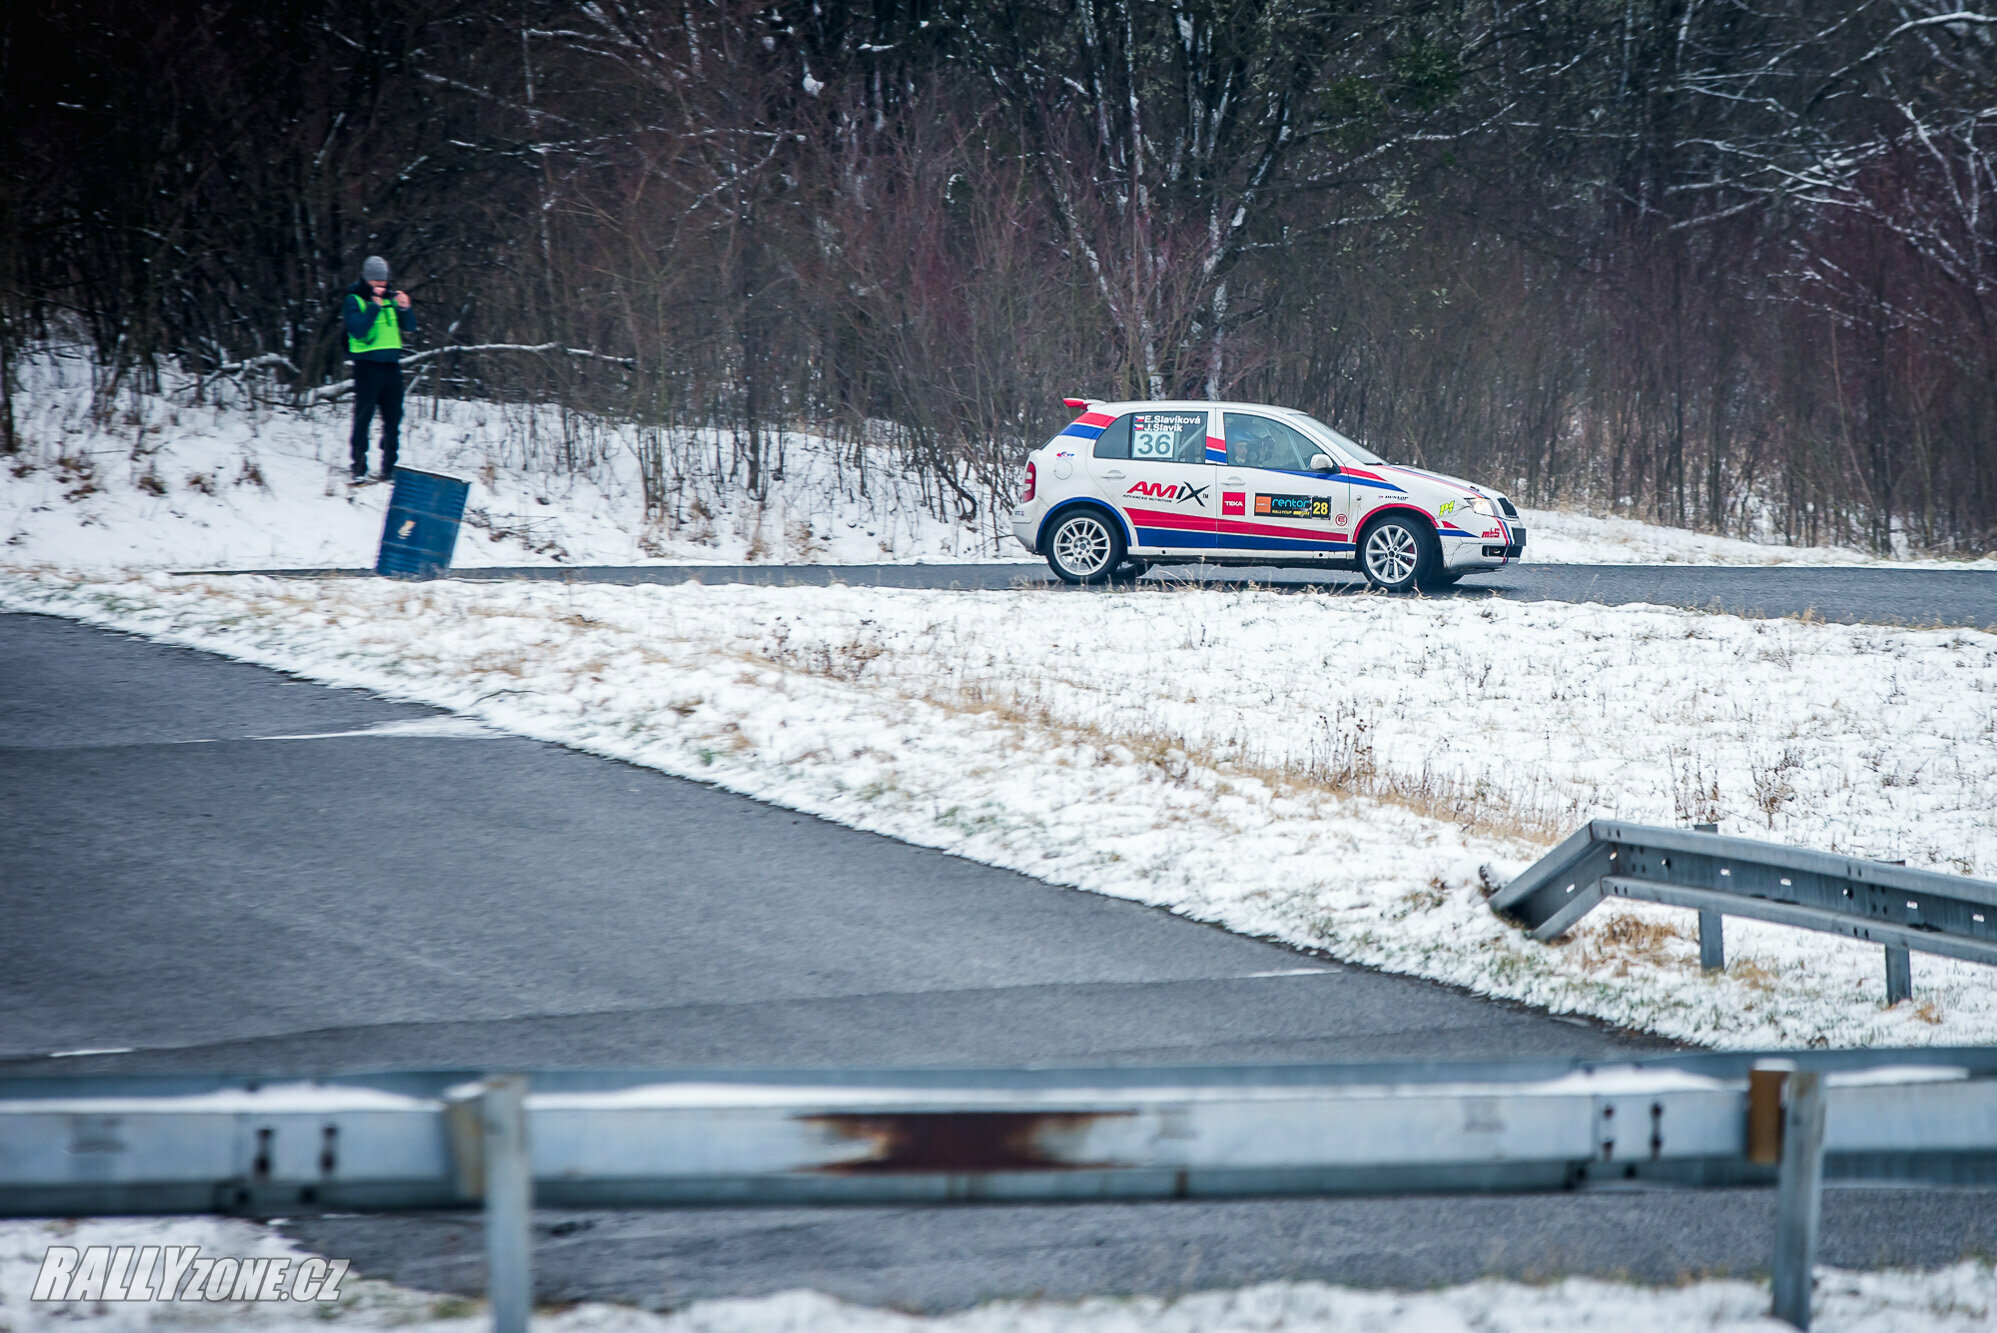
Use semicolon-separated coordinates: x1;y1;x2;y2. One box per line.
1359;515;1442;593
1045;510;1124;585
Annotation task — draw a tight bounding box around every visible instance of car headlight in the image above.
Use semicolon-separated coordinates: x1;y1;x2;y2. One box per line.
1466;495;1498;517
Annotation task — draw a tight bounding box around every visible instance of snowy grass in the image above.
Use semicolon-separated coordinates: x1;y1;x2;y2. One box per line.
4;567;1993;1050
2;1218;1993;1332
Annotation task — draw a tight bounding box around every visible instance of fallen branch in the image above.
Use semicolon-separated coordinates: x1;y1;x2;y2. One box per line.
191;352;299;396
401;342;635;369
303;341;636;404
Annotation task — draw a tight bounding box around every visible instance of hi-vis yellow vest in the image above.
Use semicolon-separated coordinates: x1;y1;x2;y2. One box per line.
347;297;403;355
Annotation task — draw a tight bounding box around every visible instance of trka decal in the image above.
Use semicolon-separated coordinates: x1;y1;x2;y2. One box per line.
1221;491;1245;516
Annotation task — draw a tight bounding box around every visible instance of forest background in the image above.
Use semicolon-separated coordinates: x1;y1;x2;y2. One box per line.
4;0;1995;555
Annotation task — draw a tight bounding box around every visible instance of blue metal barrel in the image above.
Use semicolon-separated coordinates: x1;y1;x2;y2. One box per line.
375;468;470;580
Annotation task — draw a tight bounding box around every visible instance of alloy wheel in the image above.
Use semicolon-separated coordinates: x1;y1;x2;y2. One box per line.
1051;515;1114;578
1365;523;1420;585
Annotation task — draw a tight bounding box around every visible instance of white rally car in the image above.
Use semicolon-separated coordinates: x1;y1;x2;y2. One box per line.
1009;399;1524;592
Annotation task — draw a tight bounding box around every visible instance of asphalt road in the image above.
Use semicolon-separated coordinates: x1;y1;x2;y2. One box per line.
6;609;1996;1309
217;561;1997;629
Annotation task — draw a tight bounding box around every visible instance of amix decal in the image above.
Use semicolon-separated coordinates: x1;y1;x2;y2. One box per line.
1125;480;1210;507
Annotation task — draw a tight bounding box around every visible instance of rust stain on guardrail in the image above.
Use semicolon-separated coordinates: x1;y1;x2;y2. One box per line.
799;1110;1134;1173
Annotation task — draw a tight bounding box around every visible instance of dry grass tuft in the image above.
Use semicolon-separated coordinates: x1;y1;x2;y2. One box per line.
1573;914;1687;973
1728;958;1779;991
1397;879;1451;914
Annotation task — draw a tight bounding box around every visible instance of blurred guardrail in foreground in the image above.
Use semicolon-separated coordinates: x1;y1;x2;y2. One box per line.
1492;820;1997;1003
9;1051;1997;1330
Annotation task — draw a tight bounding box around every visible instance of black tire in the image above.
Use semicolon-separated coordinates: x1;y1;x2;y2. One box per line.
1358;514;1442;593
1044;509;1126;585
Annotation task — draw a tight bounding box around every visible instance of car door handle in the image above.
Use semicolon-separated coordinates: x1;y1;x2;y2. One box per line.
1222;476;1243;483
1101;470;1125;479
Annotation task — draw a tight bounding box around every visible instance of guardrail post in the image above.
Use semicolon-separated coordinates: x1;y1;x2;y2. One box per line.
1884;946;1912;1006
1699;911;1725;971
1690;825;1724;970
481;1076;532;1333
1770;1069;1826;1330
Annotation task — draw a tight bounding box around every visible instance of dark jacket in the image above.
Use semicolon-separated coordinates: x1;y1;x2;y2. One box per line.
344;280;415;362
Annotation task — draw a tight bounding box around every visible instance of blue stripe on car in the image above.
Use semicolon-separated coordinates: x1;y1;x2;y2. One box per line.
1134;527;1221;549
1217;533;1353;552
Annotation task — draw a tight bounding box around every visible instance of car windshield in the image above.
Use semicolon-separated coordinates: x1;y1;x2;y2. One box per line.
1283;412;1390;466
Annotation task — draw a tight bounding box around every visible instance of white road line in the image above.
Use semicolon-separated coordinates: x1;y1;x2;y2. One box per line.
253;718;500;741
1241;967;1341;978
49;1047;135;1058
164;718;503;744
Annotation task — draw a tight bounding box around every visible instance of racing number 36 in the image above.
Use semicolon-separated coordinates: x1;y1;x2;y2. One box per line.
1132;420;1186;460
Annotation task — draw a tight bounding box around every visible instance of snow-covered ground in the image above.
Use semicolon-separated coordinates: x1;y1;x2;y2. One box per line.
2;350;1012;570
3;1217;1993;1332
1516;504;1997;568
5;346;1990;571
5;568;1992;1049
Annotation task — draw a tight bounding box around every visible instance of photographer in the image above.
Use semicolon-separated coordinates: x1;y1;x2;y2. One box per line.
343;255;415;482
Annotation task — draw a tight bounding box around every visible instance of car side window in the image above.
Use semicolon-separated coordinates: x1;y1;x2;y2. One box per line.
1224;413;1319;471
1094;411;1208;462
1130;410;1209;463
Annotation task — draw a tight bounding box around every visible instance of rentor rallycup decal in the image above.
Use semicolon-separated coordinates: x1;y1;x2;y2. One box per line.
1126;479;1210;507
1254;493;1333;520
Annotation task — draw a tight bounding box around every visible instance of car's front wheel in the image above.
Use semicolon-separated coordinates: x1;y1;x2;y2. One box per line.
1044;510;1125;585
1358;515;1442;593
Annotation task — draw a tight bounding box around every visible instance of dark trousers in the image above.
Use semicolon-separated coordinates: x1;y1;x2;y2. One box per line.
349;359;403;475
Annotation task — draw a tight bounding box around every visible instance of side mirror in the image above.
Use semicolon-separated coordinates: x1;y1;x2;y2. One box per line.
1309;453;1340;474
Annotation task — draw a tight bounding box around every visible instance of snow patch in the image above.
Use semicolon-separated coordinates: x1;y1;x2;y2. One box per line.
2;1217;1994;1331
1517;504;1996;568
1;349;1021;571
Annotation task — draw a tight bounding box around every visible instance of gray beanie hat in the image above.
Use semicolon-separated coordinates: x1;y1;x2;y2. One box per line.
362;255;390;282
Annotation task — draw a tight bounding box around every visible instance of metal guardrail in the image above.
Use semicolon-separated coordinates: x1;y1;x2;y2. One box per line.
9;1051;1997;1330
1490;820;1997;1003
